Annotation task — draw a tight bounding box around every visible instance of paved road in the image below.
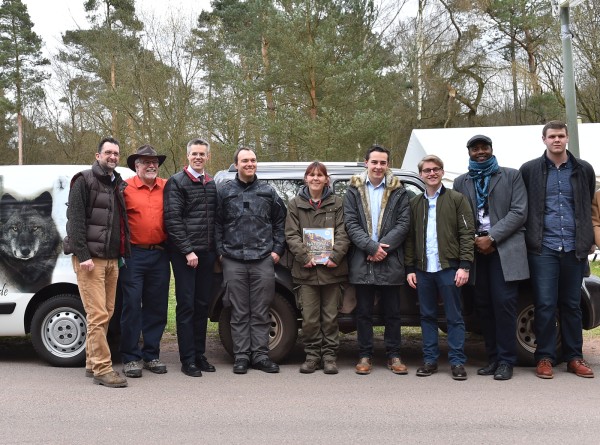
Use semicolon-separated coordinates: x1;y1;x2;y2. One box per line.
1;334;600;444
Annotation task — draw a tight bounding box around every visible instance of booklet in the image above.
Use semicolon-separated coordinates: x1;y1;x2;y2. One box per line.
303;228;334;264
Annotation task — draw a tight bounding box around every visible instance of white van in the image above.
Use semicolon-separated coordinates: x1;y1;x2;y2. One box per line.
0;165;134;366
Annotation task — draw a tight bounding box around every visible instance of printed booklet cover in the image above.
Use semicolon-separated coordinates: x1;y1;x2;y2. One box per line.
303;228;334;264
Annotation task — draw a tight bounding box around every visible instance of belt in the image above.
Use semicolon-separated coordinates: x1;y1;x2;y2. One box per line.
132;243;165;251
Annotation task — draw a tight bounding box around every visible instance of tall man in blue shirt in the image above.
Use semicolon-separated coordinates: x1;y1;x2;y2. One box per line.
520;121;596;379
344;145;411;375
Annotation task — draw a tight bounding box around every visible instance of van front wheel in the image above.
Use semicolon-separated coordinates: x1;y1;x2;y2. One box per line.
218;291;298;363
31;294;87;367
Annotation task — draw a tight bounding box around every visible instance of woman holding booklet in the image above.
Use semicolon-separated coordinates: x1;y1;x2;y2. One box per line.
285;162;350;375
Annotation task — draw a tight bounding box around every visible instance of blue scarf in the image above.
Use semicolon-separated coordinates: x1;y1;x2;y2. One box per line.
467;156;499;211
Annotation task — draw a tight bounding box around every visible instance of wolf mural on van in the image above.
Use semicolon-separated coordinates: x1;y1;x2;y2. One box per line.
0;191;62;293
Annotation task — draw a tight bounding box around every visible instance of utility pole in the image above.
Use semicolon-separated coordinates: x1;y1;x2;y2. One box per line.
556;0;585;157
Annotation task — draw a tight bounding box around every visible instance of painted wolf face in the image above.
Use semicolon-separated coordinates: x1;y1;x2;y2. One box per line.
0;191;56;260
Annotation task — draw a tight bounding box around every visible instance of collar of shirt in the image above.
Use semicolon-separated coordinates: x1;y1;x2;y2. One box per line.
186;165;205;178
425;185;442;199
366;176;386;190
132;174;162;190
544;153;571;169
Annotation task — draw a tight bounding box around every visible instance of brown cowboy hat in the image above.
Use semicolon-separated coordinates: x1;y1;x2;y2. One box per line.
127;144;167;171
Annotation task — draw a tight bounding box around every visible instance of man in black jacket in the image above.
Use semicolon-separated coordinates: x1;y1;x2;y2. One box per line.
520;121;595;379
215;147;286;374
164;138;218;377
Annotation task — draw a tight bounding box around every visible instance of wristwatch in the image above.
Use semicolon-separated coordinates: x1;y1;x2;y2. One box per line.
461;267;470;272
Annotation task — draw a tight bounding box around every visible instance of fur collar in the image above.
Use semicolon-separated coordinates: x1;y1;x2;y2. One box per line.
349;169;403;239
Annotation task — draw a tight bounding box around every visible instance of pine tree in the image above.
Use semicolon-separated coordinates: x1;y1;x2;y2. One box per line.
0;0;49;164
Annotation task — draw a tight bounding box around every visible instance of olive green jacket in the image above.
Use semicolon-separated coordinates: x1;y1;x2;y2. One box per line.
285;187;349;285
405;185;475;273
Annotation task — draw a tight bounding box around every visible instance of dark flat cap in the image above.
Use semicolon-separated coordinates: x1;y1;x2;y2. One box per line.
127;145;167;171
467;134;492;148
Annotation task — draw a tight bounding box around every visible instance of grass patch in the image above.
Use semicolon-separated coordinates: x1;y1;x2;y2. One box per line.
166;271;218;336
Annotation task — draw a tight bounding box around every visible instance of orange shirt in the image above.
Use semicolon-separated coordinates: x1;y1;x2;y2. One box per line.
124;175;167;245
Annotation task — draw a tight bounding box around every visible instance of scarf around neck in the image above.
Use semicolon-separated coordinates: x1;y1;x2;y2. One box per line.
467;155;499;210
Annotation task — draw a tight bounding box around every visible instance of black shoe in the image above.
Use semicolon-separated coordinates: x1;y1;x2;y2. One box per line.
196;355;216;372
416;363;438;377
233;358;249;374
451;364;468;380
181;362;202;377
252;358;280;373
477;362;498;376
493;363;513;381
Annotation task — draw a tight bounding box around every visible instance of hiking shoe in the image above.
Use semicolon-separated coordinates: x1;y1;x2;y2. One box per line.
93;371;128;388
143;359;167;374
299;359;320;374
323;360;339;375
123;360;143;378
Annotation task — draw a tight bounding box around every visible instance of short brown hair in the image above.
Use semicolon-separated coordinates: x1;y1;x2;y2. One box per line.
542;120;568;137
417;155;444;172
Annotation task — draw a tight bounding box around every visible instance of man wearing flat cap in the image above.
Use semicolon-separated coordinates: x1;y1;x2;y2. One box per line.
119;144;171;378
454;135;528;380
164;138;218;377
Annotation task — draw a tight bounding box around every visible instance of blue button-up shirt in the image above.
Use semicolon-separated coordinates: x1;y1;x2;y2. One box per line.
543;157;576;252
366;177;385;241
425;186;442;273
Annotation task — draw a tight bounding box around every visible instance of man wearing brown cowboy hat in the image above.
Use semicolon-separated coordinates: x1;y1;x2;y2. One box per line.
119;144;171;378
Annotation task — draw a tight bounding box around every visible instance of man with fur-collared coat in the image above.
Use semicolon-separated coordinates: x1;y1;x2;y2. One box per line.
343;145;411;376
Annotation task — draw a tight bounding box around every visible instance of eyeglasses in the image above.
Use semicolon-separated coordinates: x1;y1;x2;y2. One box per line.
102;150;120;157
141;160;159;166
189;152;208;158
421;167;443;174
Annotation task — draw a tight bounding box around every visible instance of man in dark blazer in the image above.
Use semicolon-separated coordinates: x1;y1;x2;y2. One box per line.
454;135;529;380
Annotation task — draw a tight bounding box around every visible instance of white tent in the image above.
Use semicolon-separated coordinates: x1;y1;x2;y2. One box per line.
401;123;600;185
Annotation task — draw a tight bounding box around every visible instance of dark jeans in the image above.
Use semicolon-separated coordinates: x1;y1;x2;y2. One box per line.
416;268;466;366
170;249;216;365
355;284;402;359
119;246;170;363
528;246;586;363
222;256;275;364
474;251;518;365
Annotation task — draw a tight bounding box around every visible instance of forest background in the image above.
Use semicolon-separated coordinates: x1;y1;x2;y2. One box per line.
1;0;598;176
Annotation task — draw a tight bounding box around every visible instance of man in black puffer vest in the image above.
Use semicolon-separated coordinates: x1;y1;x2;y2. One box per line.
65;137;131;388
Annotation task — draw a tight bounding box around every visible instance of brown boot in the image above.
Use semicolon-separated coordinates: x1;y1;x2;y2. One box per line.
93;370;128;388
299;359;320;374
323;359;338;375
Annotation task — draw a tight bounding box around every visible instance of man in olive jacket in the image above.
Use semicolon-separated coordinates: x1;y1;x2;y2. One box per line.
454;135;528;381
343;145;411;375
405;155;474;381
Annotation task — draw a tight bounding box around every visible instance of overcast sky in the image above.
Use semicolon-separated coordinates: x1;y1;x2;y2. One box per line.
22;0;212;53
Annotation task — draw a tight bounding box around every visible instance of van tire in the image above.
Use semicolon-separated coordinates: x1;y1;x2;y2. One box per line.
218;291;298;363
31;294;87;367
515;292;562;366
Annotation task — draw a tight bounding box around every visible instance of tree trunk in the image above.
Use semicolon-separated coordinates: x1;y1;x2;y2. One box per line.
17;111;23;165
